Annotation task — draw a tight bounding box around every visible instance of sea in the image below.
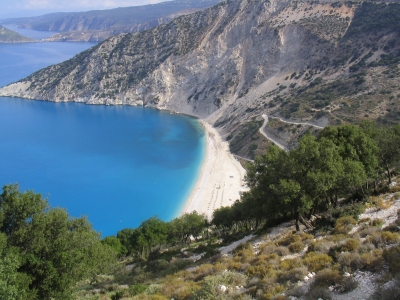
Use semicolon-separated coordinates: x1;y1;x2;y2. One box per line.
0;26;205;237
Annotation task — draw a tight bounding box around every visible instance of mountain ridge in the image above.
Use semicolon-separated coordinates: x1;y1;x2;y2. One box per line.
0;0;222;42
1;0;400;158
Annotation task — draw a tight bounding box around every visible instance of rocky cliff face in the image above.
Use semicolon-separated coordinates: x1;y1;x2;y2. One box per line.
1;0;400;157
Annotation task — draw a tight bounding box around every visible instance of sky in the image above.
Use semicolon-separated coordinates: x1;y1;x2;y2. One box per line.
0;0;167;19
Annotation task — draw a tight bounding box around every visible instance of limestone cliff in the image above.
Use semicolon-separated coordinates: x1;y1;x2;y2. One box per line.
1;0;400;157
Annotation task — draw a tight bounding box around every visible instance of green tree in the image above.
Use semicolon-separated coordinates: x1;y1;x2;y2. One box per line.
0;184;117;300
361;121;400;183
319;124;378;180
169;211;206;244
135;216;168;258
102;236;128;257
0;233;31;300
116;228;137;254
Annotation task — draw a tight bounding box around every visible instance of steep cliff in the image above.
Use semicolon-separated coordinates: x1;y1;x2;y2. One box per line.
1;0;400;157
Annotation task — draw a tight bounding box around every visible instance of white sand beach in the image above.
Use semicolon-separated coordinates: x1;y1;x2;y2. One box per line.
182;120;248;219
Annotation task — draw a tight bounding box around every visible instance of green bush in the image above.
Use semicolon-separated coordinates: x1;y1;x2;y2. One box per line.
278;266;308;283
289;241;304;253
340;277;359;293
368;231;400;248
305;286;332;300
277;234;302;246
360;250;384;271
129;284;147;296
338;252;362;272
303;252;333;272
309;240;335;254
273;246;290;257
313;268;343;288
370;218;384;227
340;239;360;252
383;246;400;274
334;216;357;234
329;203;365;221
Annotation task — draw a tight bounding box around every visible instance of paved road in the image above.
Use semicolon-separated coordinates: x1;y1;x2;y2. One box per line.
268;116;324;129
259;114;289;151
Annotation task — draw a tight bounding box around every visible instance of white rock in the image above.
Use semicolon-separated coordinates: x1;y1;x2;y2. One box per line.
218;285;227;293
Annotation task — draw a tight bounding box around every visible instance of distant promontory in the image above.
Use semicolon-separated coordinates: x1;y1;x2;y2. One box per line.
0;25;34;43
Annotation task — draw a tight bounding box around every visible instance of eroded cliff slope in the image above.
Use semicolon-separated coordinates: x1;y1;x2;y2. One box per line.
1;0;400;157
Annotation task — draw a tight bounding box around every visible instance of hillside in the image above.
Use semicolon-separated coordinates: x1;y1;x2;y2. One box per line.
1;0;400;158
73;185;400;300
0;25;34;43
0;0;222;42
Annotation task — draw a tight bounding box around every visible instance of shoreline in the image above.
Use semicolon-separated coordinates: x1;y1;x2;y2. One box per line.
181;120;248;219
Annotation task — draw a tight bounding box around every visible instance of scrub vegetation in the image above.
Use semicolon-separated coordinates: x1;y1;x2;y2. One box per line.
3;122;400;299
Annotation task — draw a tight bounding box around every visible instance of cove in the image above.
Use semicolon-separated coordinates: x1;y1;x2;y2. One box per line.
0;29;205;237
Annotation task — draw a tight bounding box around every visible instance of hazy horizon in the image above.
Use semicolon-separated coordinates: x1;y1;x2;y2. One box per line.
0;0;169;19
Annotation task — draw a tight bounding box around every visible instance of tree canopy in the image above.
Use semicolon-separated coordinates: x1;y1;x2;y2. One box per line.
0;184;116;300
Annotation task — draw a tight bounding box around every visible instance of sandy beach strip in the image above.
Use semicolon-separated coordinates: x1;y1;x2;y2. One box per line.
182;120;248;219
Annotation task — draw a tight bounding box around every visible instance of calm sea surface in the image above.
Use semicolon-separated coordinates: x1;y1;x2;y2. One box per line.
0;28;205;237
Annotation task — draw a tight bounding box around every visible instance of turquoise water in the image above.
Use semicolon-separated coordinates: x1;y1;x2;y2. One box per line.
0;30;205;237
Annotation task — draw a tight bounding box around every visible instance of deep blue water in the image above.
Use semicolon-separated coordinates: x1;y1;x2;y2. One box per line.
3;24;57;40
0;30;205;237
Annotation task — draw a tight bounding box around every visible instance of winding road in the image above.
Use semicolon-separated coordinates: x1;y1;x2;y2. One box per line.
258;114;326;151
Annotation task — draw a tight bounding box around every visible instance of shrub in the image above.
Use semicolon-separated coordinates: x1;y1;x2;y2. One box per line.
370;218;384;227
358;242;376;254
309;239;335;254
305;286;332;300
329;203;365;221
278;266;308;283
340;277;359;293
359;226;378;238
192;272;248;300
299;232;314;241
259;244;278;255
246;264;275;278
147;259;169;273
334;216;357;234
368;231;400;247
371;275;400;300
279;258;302;271
277;234;302;246
360;249;384;271
273;246;290;257
146;284;162;295
358;217;370;224
383;246;400;274
313;268;343;288
129;284;147;296
303;252;333;272
340;239;360;252
261;284;285;299
370;197;392;210
338;252;362;272
234;243;255;263
289;241;304;253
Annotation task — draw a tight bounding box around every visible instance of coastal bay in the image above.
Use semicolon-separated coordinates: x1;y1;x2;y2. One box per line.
0;27;247;236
